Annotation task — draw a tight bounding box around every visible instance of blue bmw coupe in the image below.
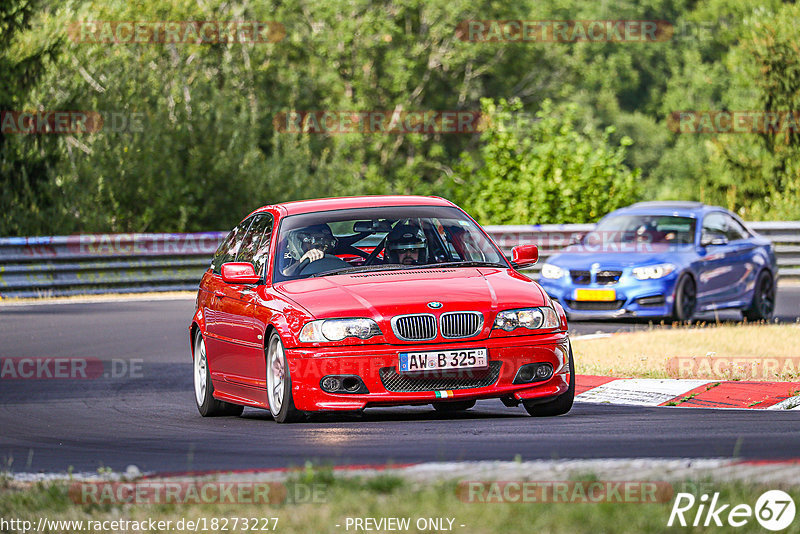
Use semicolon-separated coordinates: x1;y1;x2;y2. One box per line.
538;201;777;321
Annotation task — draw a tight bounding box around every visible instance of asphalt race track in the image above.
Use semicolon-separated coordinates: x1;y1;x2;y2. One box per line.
1;287;798;474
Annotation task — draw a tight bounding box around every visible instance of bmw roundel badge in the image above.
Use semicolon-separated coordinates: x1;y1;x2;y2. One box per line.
427;301;443;309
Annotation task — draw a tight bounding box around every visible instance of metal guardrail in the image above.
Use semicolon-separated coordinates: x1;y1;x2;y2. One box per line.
1;222;798;299
0;233;225;298
485;221;800;280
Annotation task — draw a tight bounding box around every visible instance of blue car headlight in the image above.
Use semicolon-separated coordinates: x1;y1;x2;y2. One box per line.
540;263;565;279
632;263;676;280
494;307;559;332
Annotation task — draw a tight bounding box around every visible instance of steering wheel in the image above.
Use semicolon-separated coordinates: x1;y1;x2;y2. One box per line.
297;254;350;275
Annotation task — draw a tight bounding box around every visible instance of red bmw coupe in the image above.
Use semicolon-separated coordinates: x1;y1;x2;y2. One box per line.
190;196;574;422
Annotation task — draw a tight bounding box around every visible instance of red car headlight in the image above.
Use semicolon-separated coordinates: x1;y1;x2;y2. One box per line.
299;318;382;342
493;307;559;332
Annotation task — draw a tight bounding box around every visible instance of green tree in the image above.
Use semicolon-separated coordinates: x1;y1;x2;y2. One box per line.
712;3;800;219
452;98;641;224
0;0;64;235
653;1;800;220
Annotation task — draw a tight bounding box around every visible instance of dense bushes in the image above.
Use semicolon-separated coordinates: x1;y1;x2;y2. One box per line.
1;0;798;236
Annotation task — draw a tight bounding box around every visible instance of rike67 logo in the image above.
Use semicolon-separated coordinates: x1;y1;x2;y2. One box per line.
668;490;796;531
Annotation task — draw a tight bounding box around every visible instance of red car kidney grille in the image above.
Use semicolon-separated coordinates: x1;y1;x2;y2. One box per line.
440;311;483;338
392;314;437;340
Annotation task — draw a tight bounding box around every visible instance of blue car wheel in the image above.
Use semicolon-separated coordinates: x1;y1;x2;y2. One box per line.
672;274;696;322
743;270;775;322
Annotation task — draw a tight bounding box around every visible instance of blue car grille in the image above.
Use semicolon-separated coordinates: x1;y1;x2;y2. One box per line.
565;299;625;311
569;269;621;285
570;270;591;284
596;270;622;285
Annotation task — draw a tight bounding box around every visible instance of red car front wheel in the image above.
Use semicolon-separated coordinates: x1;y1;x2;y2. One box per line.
266;332;303;423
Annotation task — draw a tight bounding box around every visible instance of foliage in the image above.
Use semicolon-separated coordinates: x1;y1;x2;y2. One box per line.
453;98;640;224
0;0;797;235
0;0;65;234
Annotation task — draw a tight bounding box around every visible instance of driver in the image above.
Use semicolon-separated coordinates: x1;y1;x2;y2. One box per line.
385;224;427;265
282;223;337;276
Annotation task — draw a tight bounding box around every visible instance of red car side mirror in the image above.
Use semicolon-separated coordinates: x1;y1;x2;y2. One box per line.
221;262;260;284
511;245;538;268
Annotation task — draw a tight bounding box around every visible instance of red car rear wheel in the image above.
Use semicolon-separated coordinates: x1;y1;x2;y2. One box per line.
193;332;244;417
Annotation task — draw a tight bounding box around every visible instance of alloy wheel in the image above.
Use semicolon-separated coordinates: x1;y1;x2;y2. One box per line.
267;336;285;415
758;275;775;317
193;334;207;407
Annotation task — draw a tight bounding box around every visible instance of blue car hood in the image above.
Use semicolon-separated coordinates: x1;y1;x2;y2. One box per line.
545;248;692;270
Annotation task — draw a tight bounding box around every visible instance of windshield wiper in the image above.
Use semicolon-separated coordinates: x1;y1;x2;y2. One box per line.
310;264;413;278
412;261;509;269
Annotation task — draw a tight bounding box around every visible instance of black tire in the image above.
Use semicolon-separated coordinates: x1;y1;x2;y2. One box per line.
193;331;244;417
266;332;303;423
743;270;775;322
671;274;696;322
432;400;476;412
522;344;575;417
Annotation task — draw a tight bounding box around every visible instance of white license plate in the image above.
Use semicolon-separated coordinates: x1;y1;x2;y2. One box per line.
398;348;488;372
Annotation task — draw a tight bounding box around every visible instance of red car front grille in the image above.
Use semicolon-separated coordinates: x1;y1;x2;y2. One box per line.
440;311;483;338
391;314;437;340
379;361;502;392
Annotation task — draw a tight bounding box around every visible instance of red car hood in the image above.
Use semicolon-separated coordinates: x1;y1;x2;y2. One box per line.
274;267;548;323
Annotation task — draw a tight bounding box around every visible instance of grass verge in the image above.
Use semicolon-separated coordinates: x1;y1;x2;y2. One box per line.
572;323;800;380
1;470;798;534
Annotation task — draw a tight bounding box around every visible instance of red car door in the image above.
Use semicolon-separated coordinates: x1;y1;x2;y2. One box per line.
212;214;274;390
204;217;252;382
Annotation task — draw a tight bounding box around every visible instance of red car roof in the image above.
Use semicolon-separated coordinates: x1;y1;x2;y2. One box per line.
261;195;454;216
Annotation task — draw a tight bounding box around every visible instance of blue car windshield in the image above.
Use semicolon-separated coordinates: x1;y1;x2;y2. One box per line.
587;215;697;245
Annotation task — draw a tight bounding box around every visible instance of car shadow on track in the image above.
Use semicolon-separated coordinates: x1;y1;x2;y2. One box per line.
234;401;770;426
239;404;527;424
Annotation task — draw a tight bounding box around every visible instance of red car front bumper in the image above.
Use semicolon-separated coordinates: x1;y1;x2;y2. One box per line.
285;332;571;411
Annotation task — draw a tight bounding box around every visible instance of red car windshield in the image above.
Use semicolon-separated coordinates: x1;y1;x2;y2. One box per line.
272;205;508;282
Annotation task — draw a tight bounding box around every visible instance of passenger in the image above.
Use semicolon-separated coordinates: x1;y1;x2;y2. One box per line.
385;224;427;266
